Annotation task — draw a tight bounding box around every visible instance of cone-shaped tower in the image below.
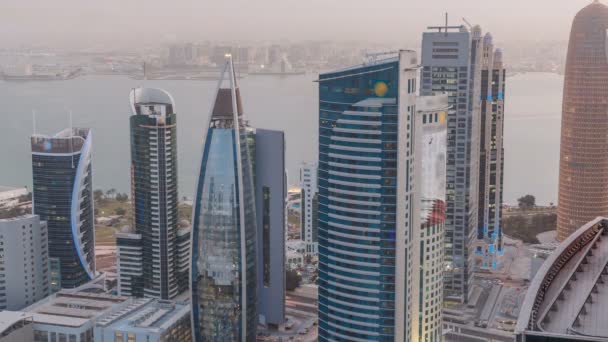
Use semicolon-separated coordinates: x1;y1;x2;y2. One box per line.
190;55;257;341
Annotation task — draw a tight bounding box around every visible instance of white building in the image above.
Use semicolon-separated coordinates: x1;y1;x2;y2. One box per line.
412;95;449;342
0;186;27;209
299;163;318;255
0;311;34;342
15;291;131;342
94;299;190;342
0;215;49;310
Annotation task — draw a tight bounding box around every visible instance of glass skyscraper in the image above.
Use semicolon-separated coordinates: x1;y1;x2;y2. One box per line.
191;56;257;342
31;128;95;289
421;23;483;303
317;50;418;342
118;87;183;300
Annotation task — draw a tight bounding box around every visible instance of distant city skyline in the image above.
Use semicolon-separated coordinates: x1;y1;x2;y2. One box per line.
0;0;594;49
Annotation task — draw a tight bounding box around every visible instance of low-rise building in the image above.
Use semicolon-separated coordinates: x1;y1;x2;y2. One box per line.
94;299;190;342
0;311;34;342
21;291;130;342
516;217;608;341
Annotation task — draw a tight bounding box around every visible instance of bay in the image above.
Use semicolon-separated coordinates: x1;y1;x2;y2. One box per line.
0;72;562;205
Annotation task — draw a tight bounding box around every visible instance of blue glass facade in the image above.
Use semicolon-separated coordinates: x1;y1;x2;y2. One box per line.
317;52;417;342
31;128;95;289
191;58;257;342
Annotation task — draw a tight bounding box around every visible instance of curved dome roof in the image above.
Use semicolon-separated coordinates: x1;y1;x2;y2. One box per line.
129;87;175;115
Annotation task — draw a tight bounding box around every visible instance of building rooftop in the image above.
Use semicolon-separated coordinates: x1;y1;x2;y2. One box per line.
96;299;190;335
0;311;32;336
516;217;608;340
21;291;129;327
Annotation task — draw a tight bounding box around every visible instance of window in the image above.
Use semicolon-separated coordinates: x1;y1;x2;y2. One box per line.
263;186;271;287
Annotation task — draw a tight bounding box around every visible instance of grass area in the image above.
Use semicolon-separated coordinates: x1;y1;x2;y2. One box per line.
96;226;116;245
503;213;556;244
96;198;132;218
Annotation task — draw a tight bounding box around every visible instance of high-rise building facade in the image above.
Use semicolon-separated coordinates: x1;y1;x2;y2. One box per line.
300;162;318;255
116;233;143;298
317;50;418;342
0;214;50;310
421;23;483;302
474;34;506;269
191;56;257;342
557;1;608;242
250;128;286;328
31;128;95;289
412;95;448;342
119;87;181;299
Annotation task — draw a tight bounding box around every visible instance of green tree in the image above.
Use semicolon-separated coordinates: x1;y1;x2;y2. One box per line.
116;193;129;202
94;189;104;203
286;269;302;291
114;207;127;216
518;194;536;210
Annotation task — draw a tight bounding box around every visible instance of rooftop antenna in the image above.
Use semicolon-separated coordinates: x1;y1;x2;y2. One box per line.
445;13;448;36
428;12;462;34
32;110;37;135
462;18;473;29
143;61;147;81
69;109;74;169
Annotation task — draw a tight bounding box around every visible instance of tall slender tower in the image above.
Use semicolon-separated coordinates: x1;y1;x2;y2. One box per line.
413;95;448;342
191;55;257;342
31;128;95;289
421;22;484;303
300;162;318;255
122;87;181;300
317;50;418;342
557;1;608;241
474;34;506;268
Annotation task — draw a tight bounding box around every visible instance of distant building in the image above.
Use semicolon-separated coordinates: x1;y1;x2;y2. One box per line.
299;162;318;255
317;50;418;341
413;95;449;342
190;55;257;341
94;298;191;342
0;215;50;310
0;311;34;342
475;33;506;270
31;128;95;289
121;87;181;299
0;186;27;209
516;217;608;341
421;22;484;303
15;291;131;342
250;128;286;328
175;228;190;295
557;1;608;242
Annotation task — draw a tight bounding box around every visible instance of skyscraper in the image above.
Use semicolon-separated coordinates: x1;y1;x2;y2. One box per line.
317;50;417;342
191;55;257;342
421;22;483;303
474;34;506;268
557;1;608;242
412;95;448;342
117;87;182;300
250;128;286;328
31;128;95;289
300;162;318;255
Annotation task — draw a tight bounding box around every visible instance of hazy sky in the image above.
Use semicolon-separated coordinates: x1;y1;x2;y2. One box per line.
0;0;593;48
